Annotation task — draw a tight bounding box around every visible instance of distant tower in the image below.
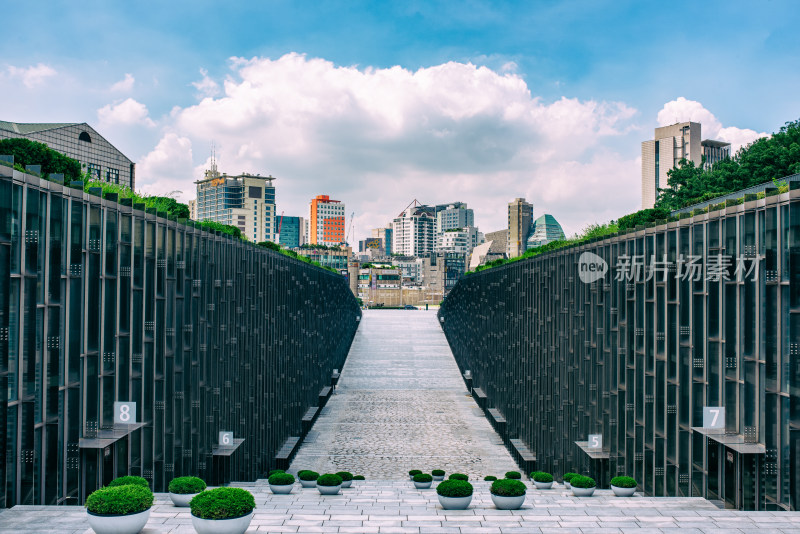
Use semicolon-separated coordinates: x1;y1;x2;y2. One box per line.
507;198;533;258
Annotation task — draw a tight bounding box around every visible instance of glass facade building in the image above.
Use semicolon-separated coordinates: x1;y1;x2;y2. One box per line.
440;188;800;510
278;216;304;249
0;169;360;507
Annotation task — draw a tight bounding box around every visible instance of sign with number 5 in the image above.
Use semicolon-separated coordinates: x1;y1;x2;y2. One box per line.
114;402;137;425
588;434;602;449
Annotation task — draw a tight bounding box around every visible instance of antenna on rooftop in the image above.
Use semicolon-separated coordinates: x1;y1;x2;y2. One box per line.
210;141;218;175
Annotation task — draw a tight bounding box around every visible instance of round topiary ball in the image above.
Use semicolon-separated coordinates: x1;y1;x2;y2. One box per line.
317;474;343;487
108;476;150;488
335;471;354;481
298;471;320;481
490;479;526;497
448;473;468;481
268;472;295;485
189;487;255;520
86;485;154;516
436;479;473;497
431;469;445;477
413;473;433;483
168;476;206;494
610;476;637;488
532;472;553;483
505;471;521;480
484;475;498;481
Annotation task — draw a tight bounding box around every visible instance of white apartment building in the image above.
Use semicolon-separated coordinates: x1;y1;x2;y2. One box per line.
436;226;484;254
392;204;435;256
435;202;474;233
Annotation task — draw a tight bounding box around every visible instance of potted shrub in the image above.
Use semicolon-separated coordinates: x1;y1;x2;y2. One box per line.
431;469;445;481
490;479;526;510
610;476;637;497
531;471;553;490
268;472;295;494
267;469;284;477
353;475;365;481
298;470;320;488
86;484;154;534
108;476;150;488
413;473;433;489
436;479;473;510
504;471;521;480
190;487;255;534
448;473;468;481
562;472;578;488
484;475;497;481
408;469;422;481
336;471;354;488
168;476;206;507
316;473;343;495
570;475;596;497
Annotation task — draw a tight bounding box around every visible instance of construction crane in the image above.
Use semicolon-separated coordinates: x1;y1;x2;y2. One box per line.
346;211;355;246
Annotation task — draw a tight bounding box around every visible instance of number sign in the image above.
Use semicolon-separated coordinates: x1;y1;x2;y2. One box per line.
219;431;234;447
114;402;137;424
703;407;725;429
588;434;602;449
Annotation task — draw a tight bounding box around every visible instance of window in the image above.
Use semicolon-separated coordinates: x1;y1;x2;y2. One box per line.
79;131;92;143
87;163;101;179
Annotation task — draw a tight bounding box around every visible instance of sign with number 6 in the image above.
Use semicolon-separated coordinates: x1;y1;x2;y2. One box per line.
114;402;137;425
588;434;602;449
219;431;234;447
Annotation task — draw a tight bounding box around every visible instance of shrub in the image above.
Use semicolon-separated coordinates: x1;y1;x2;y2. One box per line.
448;473;468;481
431;469;445;477
298;470;319;481
317;474;343;487
190;487;255;520
168;476;206;494
532;472;553;483
108;476;149;489
86;485;154;516
436;479;473;498
505;471;521;480
408;469;422;476
570;475;596;489
610;476;637;488
562;472;578;482
268;469;285;477
335;471;353;481
413;473;433;483
484;475;497;481
353;475;365;480
268;472;295;485
490;479;526;497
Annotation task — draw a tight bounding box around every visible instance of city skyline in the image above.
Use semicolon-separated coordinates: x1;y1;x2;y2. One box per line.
1;2;797;239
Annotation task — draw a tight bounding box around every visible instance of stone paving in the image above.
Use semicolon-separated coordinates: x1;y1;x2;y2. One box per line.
3;310;800;532
290;310;520;480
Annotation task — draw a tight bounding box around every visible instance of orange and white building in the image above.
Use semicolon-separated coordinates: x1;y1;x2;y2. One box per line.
309;194;346;246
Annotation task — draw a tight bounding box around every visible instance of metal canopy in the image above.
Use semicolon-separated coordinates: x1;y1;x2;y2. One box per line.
79;423;146;449
212;438;245;456
691;427;766;454
575;441;610;459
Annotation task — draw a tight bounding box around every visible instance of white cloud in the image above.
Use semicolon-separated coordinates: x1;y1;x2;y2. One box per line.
110;73;135;92
191;69;220;98
137;133;194;199
140;53;641;236
657;96;768;152
7;63;57;88
98;98;156;127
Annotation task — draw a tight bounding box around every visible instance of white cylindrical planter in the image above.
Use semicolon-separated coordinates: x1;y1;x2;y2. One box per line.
432;475;444;481
269;483;293;494
437;495;472;510
533;481;553;490
191;511;254;534
317;484;341;495
490;493;525;510
571;486;596;497
169;492;198;507
564;481;571;489
414;481;432;489
299;479;317;488
611;485;636;497
87;508;151;534
341;480;352;488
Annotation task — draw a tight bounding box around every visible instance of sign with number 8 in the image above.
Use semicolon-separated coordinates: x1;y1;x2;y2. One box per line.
114;402;137;425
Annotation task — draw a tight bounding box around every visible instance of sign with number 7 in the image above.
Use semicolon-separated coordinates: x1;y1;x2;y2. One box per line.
703;407;725;429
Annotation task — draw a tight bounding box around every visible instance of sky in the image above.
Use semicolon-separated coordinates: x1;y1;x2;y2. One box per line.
1;0;798;239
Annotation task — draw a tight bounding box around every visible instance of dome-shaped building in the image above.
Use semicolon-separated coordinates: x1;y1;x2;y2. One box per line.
526;214;566;249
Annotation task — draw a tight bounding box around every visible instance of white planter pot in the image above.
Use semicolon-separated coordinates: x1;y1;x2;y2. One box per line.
169;492;198;507
299;478;317;488
317;483;341;495
533;481;553;490
341;480;352;488
414;481;432;489
409;474;418;480
490;493;525;510
432;475;444;481
571;485;596;497
437;495;472;510
564;481;571;488
87;508;151;534
269;483;293;494
611;484;636;497
191;511;253;534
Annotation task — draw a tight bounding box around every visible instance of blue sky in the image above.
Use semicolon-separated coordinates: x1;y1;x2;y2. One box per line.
1;0;798;237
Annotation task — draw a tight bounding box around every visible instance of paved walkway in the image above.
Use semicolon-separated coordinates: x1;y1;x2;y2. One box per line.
3;481;800;533
290;310;519;480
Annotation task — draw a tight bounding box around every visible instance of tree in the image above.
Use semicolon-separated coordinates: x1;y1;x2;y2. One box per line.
0;138;82;180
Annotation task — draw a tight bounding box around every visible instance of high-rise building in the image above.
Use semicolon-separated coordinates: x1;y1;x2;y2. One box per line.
188;199;197;220
371;227;393;256
194;160;276;242
0;121;135;188
392;203;435;256
278;216;305;249
641;122;731;209
436;226;484;254
507;198;533;258
309;194;346;246
434;202;474;233
526;214;566;248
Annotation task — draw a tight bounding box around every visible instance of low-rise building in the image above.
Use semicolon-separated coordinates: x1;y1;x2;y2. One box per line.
526;214;566;248
294;246;351;271
436;226;484;254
